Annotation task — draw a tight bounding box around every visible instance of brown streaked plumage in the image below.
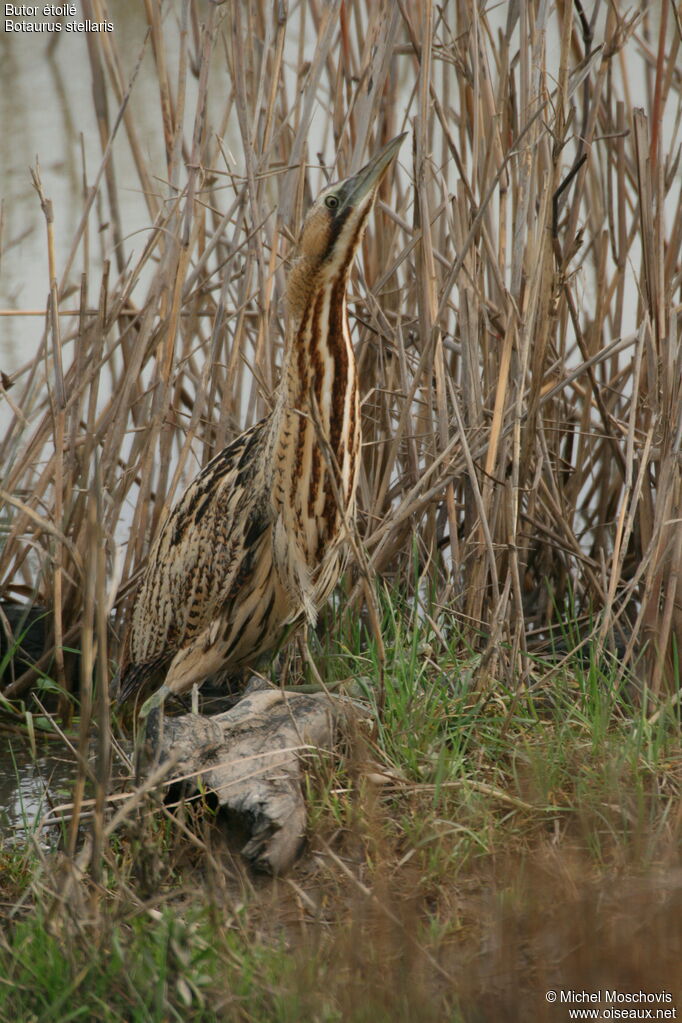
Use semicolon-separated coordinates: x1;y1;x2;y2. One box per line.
117;134;405;715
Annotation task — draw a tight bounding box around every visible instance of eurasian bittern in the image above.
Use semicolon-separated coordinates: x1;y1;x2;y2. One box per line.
117;133;405;720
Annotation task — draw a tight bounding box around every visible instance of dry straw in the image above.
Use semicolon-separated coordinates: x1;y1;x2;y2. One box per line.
1;0;681;729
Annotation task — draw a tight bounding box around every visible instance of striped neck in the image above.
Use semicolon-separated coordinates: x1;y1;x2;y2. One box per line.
285;266;357;450
269;252;361;561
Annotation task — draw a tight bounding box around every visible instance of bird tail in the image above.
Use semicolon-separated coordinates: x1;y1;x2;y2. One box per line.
114;654;168;705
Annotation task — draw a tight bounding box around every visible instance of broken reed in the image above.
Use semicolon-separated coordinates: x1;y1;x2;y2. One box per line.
1;0;681;726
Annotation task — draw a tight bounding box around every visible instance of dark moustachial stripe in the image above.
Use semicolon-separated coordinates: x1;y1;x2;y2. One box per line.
322;205;352;262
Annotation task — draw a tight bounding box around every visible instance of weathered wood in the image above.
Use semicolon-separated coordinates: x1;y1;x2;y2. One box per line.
144;688;359;874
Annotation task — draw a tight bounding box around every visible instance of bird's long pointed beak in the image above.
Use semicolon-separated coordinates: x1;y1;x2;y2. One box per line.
341;132;407;209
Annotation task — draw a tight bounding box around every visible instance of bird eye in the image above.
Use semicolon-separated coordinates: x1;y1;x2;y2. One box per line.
324;195;339;210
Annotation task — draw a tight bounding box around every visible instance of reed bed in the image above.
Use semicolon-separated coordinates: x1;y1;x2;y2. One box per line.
2;0;680;709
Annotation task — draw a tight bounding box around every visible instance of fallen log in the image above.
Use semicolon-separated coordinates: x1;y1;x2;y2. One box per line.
143;687;361;875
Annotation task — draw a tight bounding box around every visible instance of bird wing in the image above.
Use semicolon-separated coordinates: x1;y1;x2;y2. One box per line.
118;420;271;701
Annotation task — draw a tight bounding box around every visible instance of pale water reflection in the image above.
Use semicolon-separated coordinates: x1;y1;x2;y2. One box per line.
0;740;77;840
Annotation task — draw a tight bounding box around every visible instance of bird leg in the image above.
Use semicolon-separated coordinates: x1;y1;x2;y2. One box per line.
139;681;172;723
133;683;172;782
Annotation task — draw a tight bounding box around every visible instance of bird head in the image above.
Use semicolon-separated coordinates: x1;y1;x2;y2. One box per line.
286;133;406;321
